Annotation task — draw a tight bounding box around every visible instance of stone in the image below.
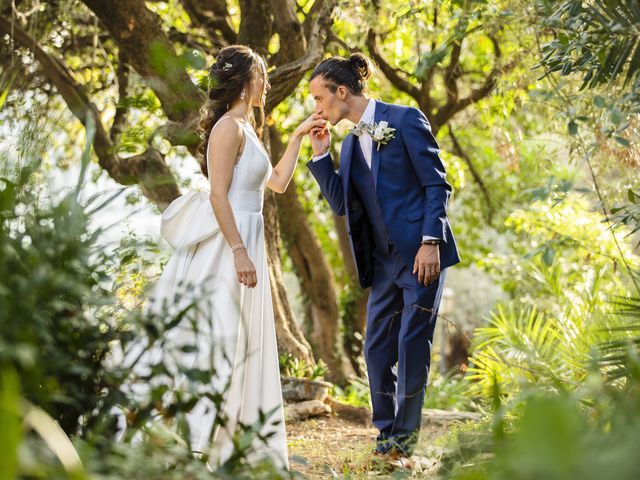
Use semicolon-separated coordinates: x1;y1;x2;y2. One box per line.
285;399;331;422
421;408;482;426
325;396;371;426
281;376;332;403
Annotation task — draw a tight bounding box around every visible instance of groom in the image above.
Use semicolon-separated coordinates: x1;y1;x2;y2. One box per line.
306;54;460;459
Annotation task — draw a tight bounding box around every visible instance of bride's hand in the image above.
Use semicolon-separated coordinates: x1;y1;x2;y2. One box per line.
294;113;327;137
234;249;257;288
310;124;331;157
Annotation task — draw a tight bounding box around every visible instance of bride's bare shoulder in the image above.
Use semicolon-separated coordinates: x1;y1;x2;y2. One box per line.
207;116;244;153
209;116;243;142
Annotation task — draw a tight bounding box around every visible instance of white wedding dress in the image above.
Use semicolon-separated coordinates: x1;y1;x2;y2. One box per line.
148;117;288;469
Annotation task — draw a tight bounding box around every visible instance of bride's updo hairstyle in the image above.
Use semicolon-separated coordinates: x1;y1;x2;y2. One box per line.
309;53;372;95
197;45;263;178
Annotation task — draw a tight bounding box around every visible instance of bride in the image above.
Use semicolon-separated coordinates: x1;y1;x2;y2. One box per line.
149;44;325;469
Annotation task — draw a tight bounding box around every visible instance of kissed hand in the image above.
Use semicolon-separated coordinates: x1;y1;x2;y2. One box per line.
295;113;327;137
310;123;331;157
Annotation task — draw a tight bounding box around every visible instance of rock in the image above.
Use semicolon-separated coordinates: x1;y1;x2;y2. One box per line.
325;396;372;426
281;377;332;403
285;399;331;422
421;408;481;425
412;455;444;476
421;445;449;459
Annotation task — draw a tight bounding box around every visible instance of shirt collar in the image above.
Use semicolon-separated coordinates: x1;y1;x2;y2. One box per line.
358;99;376;125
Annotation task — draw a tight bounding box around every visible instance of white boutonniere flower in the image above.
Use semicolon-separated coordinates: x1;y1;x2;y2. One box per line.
370;121;396;150
351;121;396;150
351;121;396;151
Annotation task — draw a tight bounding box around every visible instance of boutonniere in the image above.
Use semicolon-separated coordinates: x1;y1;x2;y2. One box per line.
350;121;396;151
350;121;369;138
370;121;396;151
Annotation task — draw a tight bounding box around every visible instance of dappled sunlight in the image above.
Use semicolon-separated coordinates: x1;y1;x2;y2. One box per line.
2;0;639;478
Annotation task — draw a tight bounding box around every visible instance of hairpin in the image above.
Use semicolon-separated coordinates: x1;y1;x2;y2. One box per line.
222;62;233;71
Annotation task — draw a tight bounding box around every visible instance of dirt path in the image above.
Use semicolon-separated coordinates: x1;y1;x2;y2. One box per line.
287;412;456;479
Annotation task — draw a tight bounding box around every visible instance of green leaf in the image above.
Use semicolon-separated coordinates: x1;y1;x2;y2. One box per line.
624;41;640;85
610;110;624;125
614;136;630;147
0;368;20;480
542;246;556;266
568;120;579;136
179;49;206;70
415;44;449;79
593;95;606;108
0;70;18;111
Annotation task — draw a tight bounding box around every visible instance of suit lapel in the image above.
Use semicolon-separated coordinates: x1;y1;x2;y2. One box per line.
371;101;389;187
340;133;356;196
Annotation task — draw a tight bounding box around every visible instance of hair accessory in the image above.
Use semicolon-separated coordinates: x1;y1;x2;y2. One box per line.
222;62;233;71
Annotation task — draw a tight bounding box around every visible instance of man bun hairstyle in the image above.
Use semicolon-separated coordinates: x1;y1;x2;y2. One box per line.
310;53;372;95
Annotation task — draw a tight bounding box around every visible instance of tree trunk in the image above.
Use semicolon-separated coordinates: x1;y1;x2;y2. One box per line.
237;0;273;56
15;0;338;367
237;5;318;366
78;0;319;365
261;128;316;365
265;194;316;364
269;126;352;383
333;213;369;376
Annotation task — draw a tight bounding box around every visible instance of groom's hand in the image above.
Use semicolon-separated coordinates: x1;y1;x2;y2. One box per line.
413;244;440;286
310;124;331;157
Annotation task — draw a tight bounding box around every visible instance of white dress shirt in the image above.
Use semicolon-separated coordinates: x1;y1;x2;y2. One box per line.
311;99;438;243
354;98;376;168
312;99;376;165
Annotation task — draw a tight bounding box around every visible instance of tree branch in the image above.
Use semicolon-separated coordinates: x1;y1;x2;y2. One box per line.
265;0;337;112
366;29;421;99
179;0;237;46
326;29;351;50
269;0;306;65
433;35;515;129
444;41;462;104
0;15;181;209
449;126;494;224
110;49;129;144
167;27;216;52
302;0;327;40
81;0;204;124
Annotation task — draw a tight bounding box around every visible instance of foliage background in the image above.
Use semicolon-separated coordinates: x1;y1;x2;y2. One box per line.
1;0;639;478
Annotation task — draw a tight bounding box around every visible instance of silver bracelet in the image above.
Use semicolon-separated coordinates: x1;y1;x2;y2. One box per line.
231;243;247;252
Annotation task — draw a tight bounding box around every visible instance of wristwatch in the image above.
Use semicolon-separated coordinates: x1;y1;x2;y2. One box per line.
421;239;440;246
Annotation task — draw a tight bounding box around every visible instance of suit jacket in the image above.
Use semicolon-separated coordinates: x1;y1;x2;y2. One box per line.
307;101;460;288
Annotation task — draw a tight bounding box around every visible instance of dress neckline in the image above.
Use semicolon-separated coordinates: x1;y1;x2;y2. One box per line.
210;116;270;171
237;121;271;171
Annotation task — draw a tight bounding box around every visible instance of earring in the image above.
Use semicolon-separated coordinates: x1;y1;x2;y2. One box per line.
240;89;246;100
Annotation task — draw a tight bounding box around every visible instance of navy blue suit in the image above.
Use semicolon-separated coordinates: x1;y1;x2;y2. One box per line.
307;101;460;455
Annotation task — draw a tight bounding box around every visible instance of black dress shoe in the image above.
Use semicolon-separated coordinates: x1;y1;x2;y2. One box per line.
387;446;411;459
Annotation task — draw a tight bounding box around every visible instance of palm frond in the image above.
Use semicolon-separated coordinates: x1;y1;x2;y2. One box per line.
537;0;640;87
598;294;640;381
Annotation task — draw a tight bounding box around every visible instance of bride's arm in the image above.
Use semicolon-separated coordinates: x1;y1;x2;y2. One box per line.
208;120;257;288
267;114;326;193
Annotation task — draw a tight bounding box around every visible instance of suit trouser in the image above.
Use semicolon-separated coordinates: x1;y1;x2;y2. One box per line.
363;243;447;455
